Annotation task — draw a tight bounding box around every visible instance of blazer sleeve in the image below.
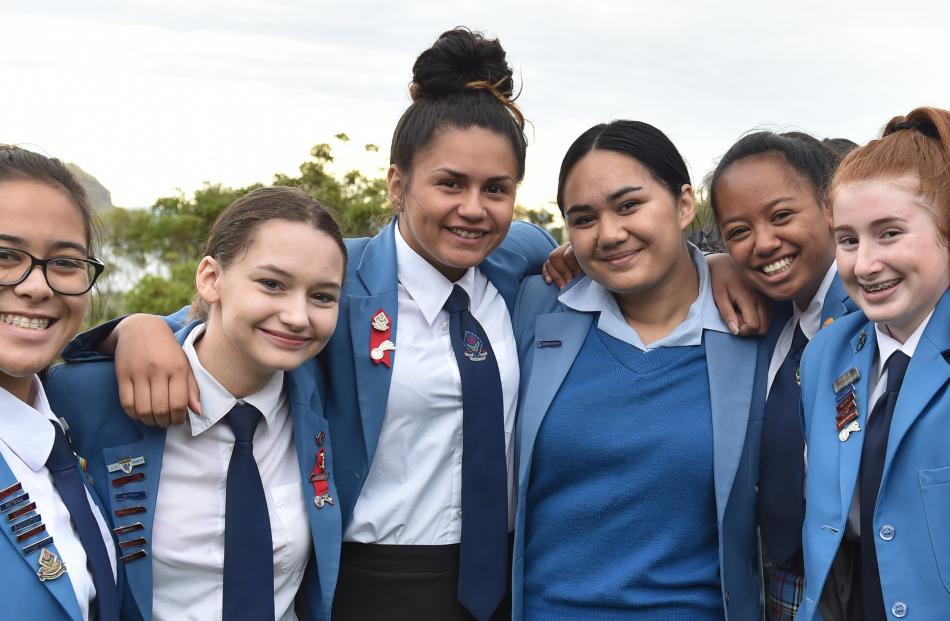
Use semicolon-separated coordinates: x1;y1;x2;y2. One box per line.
61;306;191;362
504;221;558;275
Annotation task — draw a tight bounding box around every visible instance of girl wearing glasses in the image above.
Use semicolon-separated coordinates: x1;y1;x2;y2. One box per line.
0;145;117;621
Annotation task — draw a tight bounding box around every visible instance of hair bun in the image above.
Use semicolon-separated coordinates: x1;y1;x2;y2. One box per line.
410;27;515;101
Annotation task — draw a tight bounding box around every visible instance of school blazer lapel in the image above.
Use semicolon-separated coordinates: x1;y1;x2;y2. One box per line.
704;330;757;523
349;223;399;467
0;456;83;621
516;311;593;486
99;427;166;621
882;291;950;481
837;323;876;520
288;371;341;621
820;273;856;326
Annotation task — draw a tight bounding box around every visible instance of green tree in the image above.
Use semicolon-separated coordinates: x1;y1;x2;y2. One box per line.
95;136;566;317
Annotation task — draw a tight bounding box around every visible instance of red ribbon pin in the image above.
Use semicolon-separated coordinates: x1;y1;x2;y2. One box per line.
369;309;395;368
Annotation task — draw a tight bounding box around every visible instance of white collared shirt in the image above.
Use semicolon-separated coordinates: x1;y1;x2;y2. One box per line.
344;224;519;544
0;378;117;621
557;242;730;348
845;308;935;538
151;324;310;621
766;263;838;397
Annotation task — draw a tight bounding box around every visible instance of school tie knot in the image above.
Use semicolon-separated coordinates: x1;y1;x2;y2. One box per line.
46;422;77;473
444;285;470;314
885;350;910;393
226;403;261;444
789;322;809;359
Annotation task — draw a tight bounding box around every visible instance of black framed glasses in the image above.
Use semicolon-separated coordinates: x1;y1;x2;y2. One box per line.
0;247;105;295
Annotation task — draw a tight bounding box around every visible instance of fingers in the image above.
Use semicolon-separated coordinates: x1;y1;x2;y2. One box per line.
713;284;741;336
168;372;190;426
187;370;202;417
543;243;580;289
732;289;761;336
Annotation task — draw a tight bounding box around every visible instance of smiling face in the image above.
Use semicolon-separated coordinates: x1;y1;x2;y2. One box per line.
388;126;518;281
833;177;950;343
0;179;91;401
561;149;695;299
195;219;346;396
714;153;836;308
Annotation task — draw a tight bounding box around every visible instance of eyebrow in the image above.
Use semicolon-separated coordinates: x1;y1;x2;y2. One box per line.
564;186;643;216
718;196;794;227
433;167;515;184
255;264;342;289
0;233;88;255
833;216;909;232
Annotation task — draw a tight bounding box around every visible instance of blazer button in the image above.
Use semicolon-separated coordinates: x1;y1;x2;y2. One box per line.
879;524;895;541
891;601;907;618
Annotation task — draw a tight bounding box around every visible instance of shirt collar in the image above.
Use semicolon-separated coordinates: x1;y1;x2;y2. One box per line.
793;261;838;339
183;324;286;437
394;220;477;326
874;306;935;366
558;243;728;350
0;377;59;471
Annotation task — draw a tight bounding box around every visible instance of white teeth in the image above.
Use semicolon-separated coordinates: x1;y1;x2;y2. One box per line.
0;314;50;330
448;228;484;239
864;279;901;292
762;257;793;275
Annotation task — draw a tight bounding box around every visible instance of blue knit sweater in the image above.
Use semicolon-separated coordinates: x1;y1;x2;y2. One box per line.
523;326;724;620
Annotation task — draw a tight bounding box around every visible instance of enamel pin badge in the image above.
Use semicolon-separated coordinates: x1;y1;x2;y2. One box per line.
369;309;395;367
309;447;334;509
36;548;66;581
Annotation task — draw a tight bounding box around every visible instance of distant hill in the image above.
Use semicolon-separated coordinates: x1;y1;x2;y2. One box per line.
66;163;113;212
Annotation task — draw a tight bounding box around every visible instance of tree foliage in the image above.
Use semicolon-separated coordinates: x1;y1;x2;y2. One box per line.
92;136;564;318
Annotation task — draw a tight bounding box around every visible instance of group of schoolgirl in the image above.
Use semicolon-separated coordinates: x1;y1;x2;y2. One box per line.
1;25;946;621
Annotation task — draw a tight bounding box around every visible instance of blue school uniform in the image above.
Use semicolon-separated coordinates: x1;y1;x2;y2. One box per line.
511;248;763;621
45;320;342;621
753;271;857;619
0;411;121;621
797;289;950;620
321;218;556;526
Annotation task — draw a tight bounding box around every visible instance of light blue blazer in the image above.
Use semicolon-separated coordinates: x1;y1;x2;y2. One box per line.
45;321;343;621
320;218;556;526
510;275;763;621
797;289;950;620
0;452;119;620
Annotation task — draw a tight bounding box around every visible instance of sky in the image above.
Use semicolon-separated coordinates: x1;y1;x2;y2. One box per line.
2;0;948;212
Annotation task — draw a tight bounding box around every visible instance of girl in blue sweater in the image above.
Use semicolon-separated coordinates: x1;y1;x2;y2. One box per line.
512;121;761;621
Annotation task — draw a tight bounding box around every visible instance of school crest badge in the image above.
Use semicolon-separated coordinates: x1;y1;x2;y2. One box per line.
463;331;489;362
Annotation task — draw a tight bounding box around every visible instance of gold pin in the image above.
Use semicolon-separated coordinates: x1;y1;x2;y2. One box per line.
36;548;66;581
822;317;835;328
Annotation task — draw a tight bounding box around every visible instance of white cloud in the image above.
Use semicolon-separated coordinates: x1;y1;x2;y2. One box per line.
1;0;947;210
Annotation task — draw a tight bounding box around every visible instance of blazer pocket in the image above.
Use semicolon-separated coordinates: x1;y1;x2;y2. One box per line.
919;465;950;593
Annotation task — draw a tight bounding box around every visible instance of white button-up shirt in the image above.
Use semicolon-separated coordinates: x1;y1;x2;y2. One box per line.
766;263;838;397
151;324;310;621
344;225;519;544
0;378;117;621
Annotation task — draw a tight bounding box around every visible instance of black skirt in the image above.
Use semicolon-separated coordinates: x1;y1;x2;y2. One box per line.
332;541;513;621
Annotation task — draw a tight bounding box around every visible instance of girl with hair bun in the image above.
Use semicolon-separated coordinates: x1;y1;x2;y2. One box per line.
797;107;950;620
47;187;348;621
0;146;116;621
66;27;556;621
708;130;859;620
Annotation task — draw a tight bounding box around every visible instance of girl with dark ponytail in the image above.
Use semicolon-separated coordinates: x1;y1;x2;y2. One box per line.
708;130;859;620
